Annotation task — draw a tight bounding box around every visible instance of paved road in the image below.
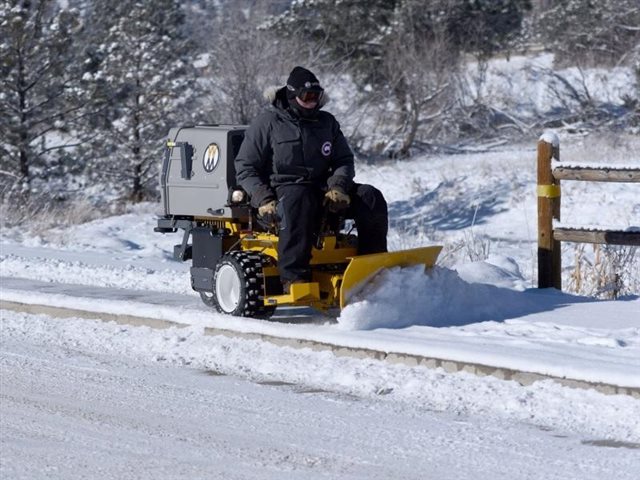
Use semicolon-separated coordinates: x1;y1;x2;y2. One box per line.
2;310;638;480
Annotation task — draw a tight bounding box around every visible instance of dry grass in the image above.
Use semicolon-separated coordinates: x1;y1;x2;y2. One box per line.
566;243;639;299
0;190;127;236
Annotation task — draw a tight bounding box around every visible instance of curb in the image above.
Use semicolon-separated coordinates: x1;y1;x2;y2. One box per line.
2;299;638;399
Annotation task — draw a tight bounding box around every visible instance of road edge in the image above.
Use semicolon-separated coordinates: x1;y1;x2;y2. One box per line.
2;299;638;399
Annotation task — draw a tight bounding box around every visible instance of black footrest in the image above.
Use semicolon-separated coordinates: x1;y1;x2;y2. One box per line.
174;244;192;261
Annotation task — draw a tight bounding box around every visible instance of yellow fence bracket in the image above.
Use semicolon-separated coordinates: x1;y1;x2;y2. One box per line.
537;184;561;198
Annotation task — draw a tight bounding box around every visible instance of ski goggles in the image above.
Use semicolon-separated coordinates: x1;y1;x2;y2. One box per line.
287;82;324;103
298;90;322;103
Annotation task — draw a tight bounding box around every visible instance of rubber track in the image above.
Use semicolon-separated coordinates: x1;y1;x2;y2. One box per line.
227;250;276;319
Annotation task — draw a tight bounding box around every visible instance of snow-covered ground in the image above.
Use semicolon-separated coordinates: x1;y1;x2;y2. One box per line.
2;309;639;480
1;133;639;478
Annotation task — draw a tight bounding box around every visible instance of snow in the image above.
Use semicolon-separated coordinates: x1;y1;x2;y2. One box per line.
540;130;560;147
3;312;639;480
554;222;640;232
2;103;640;476
552;159;640;170
2;137;640;383
482;53;636;110
2;271;639;391
2;217;639;475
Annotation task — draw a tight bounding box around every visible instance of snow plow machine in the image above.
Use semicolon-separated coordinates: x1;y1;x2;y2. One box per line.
155;125;442;319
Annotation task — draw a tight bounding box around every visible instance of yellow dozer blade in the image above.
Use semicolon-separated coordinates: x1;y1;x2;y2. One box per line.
339;246;443;309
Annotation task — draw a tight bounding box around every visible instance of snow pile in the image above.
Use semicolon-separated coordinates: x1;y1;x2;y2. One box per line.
338;260;537;330
0;251;191;295
539;130;560;147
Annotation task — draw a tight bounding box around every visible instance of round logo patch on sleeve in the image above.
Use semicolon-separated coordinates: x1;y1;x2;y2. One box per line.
321;141;332;157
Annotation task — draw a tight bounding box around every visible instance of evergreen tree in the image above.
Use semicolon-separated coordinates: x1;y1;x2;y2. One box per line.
83;0;197;201
0;0;87;197
267;0;531;154
537;0;640;67
267;0;397;85
269;0;530;85
448;0;531;62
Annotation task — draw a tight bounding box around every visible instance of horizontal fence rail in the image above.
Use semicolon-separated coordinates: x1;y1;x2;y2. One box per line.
552;166;640;183
553;228;640;246
537;133;640;290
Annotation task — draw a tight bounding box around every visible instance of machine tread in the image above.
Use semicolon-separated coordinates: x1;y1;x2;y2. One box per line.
211;250;275;319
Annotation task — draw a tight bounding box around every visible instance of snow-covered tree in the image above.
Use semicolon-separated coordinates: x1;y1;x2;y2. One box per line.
269;0;530;84
267;0;396;85
268;0;531;155
83;0;198;201
0;0;88;197
537;0;640;67
448;0;532;62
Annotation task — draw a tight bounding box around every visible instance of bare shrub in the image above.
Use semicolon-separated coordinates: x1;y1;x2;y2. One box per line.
201;7;312;125
376;20;457;157
439;230;492;265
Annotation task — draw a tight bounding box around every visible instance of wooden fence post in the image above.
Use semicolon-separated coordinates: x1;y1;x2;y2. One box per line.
537;133;562;289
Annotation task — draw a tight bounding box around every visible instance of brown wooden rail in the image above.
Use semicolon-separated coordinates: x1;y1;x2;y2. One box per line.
553;228;640;246
553;166;640;183
537;135;640;289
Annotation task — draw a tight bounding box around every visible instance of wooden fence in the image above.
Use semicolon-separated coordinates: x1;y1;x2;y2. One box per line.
537;133;640;289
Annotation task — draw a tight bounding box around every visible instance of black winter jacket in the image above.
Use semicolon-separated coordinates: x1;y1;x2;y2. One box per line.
235;87;355;208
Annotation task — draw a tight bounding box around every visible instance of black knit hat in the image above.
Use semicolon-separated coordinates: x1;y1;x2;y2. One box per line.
286;66;323;94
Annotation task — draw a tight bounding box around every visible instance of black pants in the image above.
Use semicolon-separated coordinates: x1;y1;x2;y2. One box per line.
268;183;388;283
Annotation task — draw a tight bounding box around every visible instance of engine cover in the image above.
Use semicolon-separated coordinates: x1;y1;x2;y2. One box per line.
160;125;246;217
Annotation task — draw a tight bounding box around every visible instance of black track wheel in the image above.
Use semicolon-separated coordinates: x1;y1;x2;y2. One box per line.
207;251;275;319
199;291;217;307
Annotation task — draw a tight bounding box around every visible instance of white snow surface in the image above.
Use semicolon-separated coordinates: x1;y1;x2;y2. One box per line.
540;130;559;147
552;159;640;170
3;309;639;479
1;135;640;477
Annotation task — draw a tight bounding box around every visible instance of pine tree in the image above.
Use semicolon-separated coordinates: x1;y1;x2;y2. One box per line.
448;0;532;62
267;0;531;155
267;0;397;84
83;0;197;201
537;0;640;67
0;0;87;197
269;0;530;85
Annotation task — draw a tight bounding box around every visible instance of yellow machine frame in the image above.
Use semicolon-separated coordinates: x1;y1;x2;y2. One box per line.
223;219;442;311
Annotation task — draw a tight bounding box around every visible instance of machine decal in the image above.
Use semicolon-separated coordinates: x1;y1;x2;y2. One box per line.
203;143;220;173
